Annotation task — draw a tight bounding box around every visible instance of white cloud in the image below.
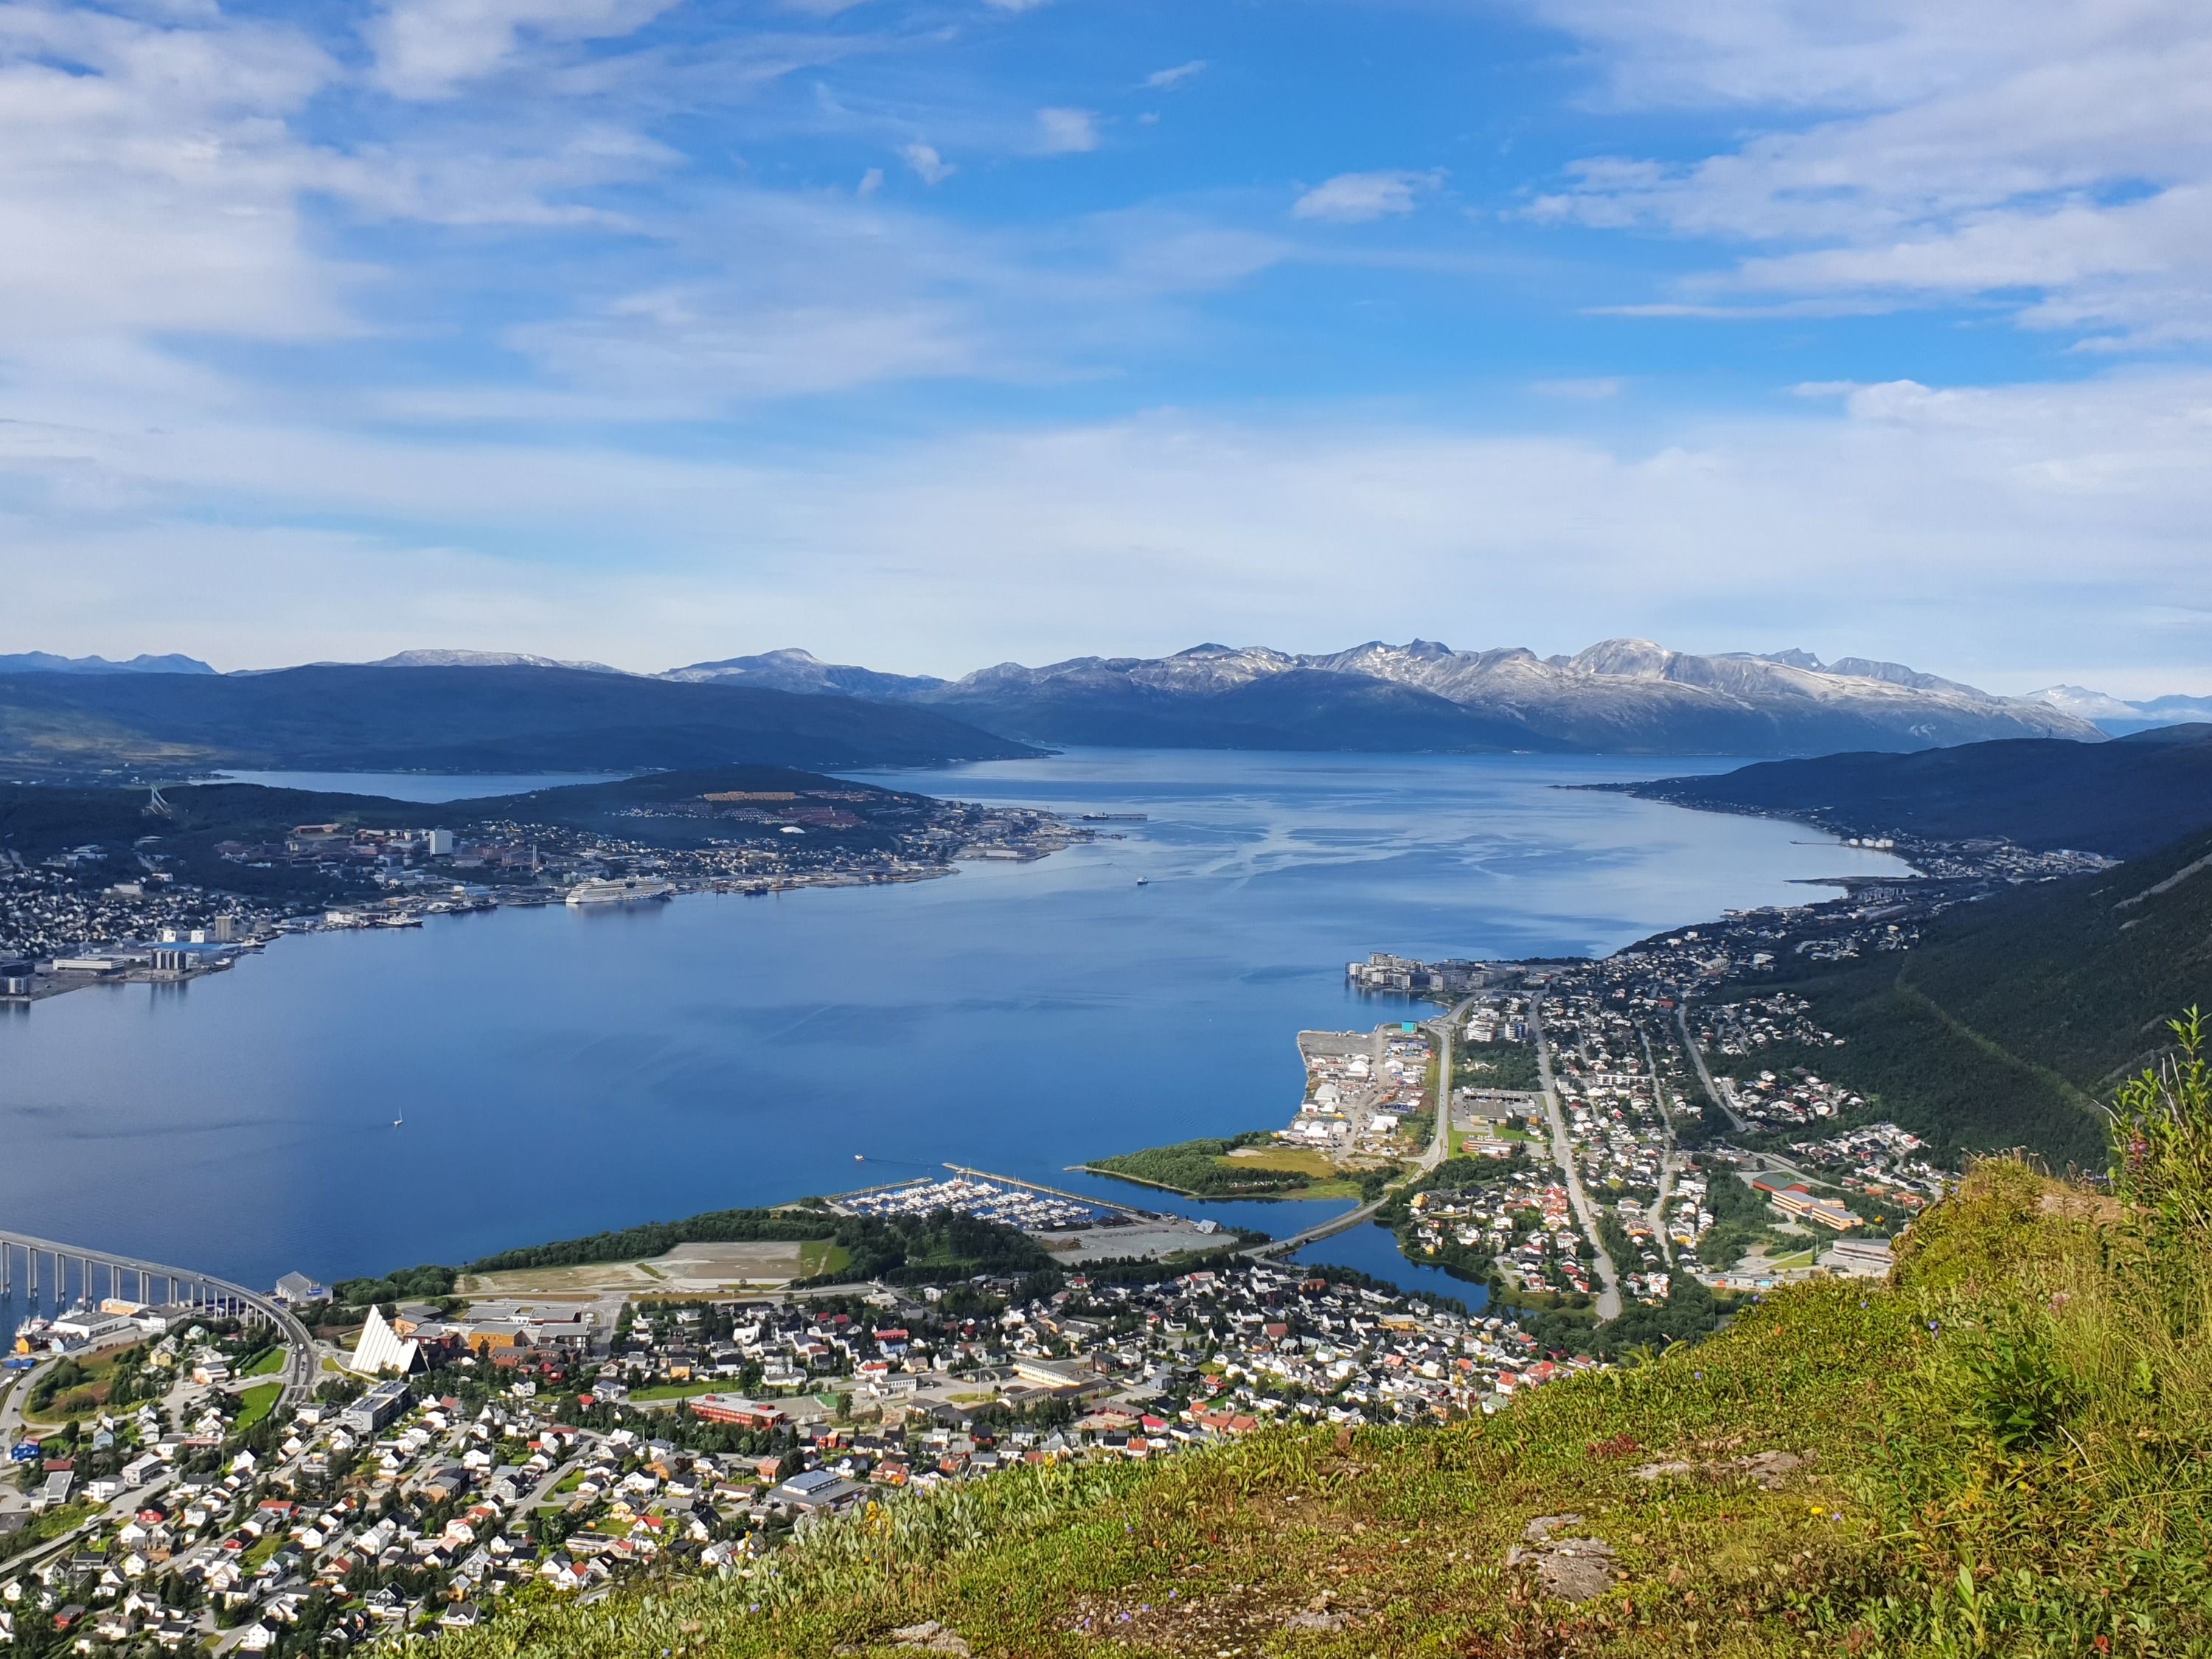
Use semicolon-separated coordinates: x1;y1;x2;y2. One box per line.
1532;377;1624;399
1292;169;1444;223
1519;0;2212;341
1143;60;1207;90
0;4;346;357
900;142;956;184
5;366;2211;686
1035;106;1099;155
858;166;884;197
368;0;682;100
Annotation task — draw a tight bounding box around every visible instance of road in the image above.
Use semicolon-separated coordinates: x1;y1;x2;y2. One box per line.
1634;1023;1682;1269
1530;1001;1623;1321
1246;995;1474;1260
0;1358;49;1455
1674;1002;1747;1133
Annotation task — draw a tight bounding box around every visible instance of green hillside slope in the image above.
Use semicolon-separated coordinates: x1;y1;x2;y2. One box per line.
1620;724;2212;856
1722;823;2212;1168
436;1152;2212;1659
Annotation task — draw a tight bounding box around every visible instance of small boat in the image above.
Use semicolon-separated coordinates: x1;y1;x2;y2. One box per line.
393;1116;404;1127
1135;876;1150;887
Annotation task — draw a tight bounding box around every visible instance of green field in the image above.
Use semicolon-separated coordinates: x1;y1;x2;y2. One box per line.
233;1382;282;1431
239;1346;288;1378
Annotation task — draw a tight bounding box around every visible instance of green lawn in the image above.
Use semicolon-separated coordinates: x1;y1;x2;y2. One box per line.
233;1382;282;1430
243;1529;285;1571
240;1347;288;1378
798;1239;853;1279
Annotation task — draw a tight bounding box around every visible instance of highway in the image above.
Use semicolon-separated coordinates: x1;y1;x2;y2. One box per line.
1530;1000;1624;1321
1674;1001;1747;1133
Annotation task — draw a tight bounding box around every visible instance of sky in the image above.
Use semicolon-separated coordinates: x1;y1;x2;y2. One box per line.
2;0;2211;695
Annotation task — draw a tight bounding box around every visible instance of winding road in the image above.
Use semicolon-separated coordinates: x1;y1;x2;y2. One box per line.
1674;1001;1747;1133
1530;1001;1624;1321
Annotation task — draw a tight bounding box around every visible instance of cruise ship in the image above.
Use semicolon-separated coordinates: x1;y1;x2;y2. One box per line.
564;876;676;907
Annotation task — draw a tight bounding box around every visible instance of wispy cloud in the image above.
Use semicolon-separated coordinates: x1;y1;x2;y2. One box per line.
1532;377;1623;399
368;0;680;99
1292;169;1444;223
1517;0;2212;342
1143;59;1207;90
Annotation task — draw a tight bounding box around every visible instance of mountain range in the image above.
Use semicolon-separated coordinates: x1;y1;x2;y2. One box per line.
0;637;2126;771
0;665;1034;776
663;639;2098;755
2021;684;2212;736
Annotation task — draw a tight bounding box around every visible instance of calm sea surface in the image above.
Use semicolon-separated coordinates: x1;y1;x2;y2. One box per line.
0;750;1910;1309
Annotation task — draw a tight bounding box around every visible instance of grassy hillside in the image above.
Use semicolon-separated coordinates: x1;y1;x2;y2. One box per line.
1708;965;2108;1169
440;1141;2212;1658
1620;724;2212;855
1726;822;2212;1168
1902;823;2212;1090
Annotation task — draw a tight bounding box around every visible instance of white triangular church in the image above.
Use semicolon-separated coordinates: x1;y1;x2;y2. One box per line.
349;1305;422;1376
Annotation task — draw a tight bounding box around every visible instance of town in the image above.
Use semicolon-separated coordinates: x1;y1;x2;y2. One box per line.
0;794;1090;1006
0;1248;1579;1652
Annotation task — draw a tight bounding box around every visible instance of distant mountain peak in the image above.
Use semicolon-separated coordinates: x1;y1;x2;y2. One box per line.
659;649;945;699
0;650;215;675
364;649;628;674
2025;684;2142;720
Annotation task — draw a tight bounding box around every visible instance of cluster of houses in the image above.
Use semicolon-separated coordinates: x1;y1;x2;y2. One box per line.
1699;993;1845;1060
1726;1067;1862;1128
1405;1175;1592;1296
1;1243;1613;1654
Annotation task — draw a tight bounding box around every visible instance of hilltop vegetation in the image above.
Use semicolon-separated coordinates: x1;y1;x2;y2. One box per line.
1722;821;2212;1169
1621;724;2212;857
438;1023;2212;1658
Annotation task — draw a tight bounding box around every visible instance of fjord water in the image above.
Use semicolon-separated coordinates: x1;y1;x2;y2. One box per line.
0;750;1911;1295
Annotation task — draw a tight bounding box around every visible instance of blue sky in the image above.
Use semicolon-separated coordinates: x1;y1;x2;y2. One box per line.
3;0;2211;692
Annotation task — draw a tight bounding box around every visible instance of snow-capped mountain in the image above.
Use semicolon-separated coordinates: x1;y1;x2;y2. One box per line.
661;648;945;700
364;649;627;674
664;639;2102;756
2024;684;2212;734
904;639;2101;754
